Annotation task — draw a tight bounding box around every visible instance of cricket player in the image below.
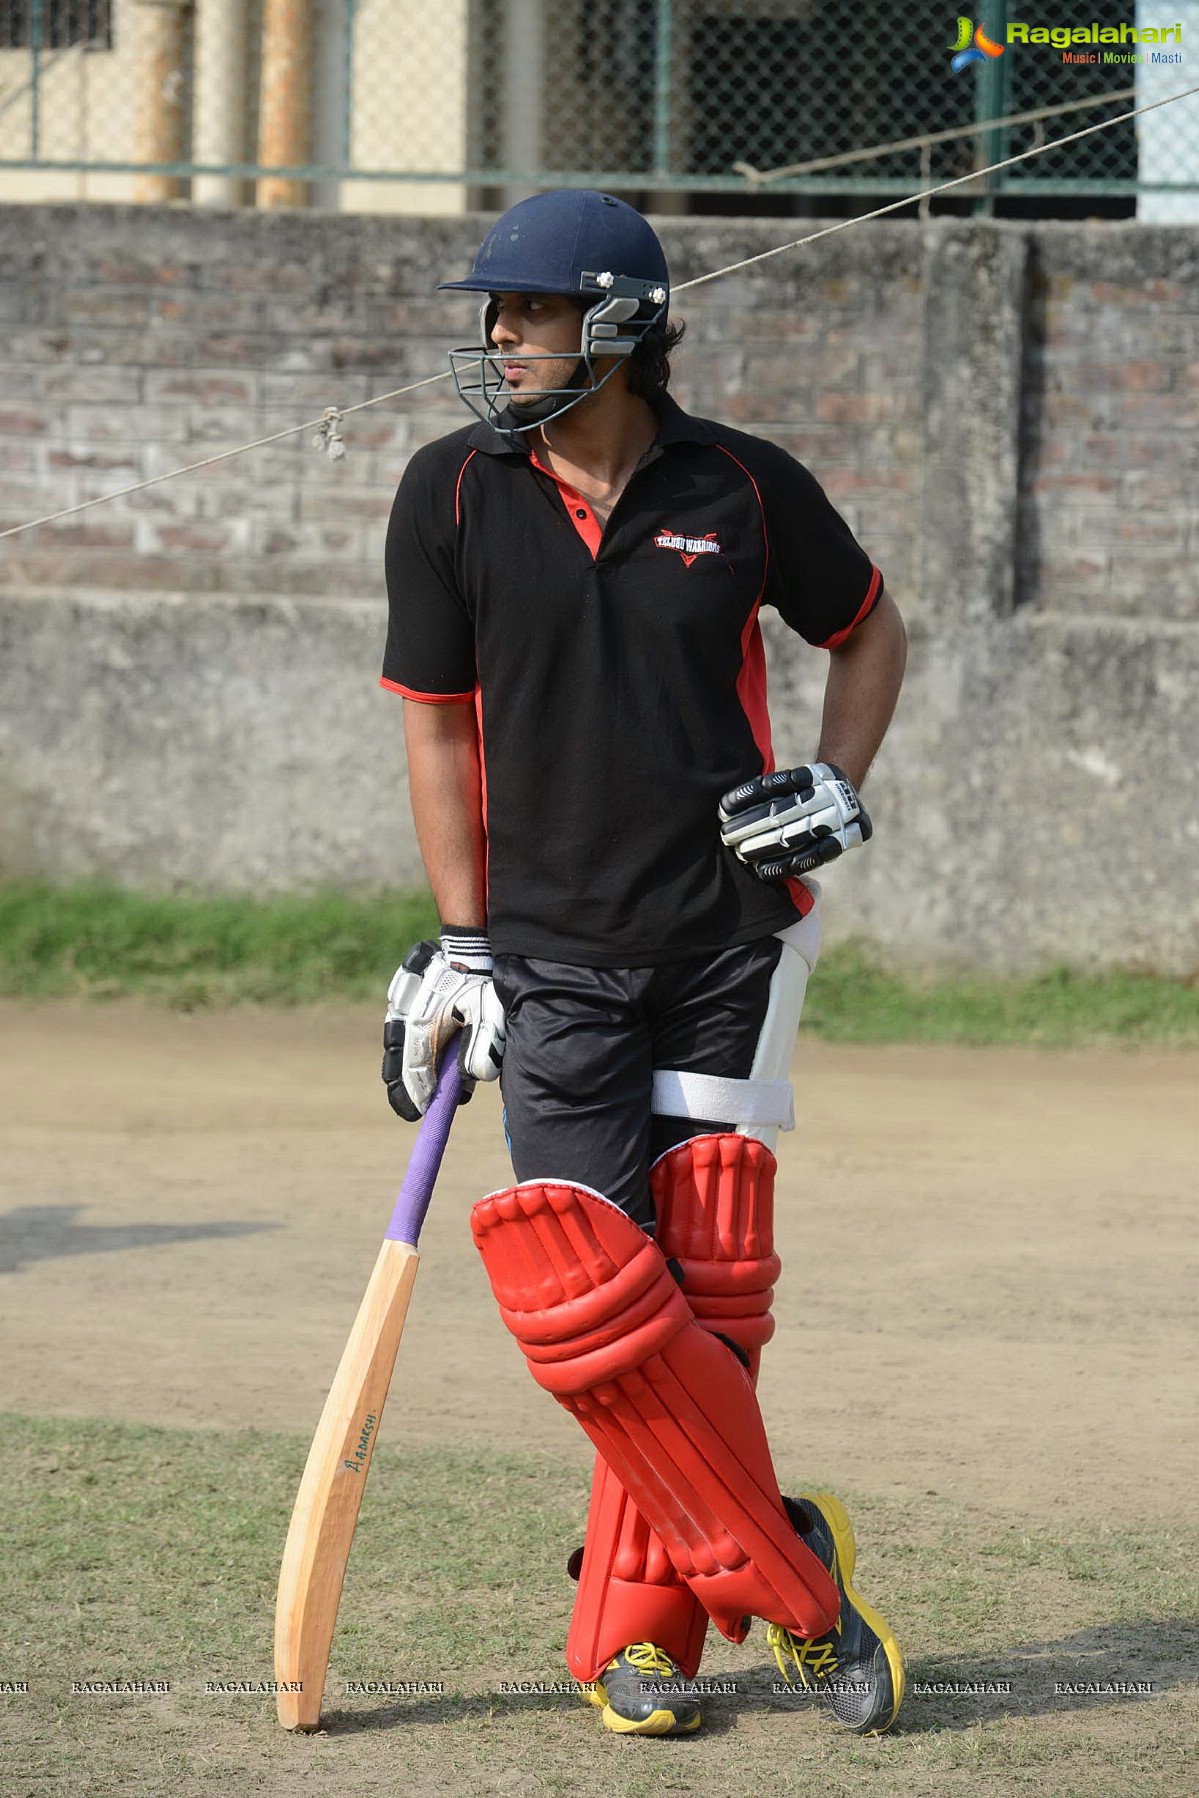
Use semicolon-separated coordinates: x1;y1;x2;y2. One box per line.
379;190;908;1737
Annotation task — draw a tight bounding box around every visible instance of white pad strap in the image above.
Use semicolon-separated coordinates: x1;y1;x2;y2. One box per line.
651;1069;795;1131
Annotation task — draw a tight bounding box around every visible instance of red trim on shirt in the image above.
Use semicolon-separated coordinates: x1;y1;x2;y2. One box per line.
475;684;490;913
717;446;814;920
718;443;774;772
528;446;603;558
379;455;480;709
454;449;478;526
783;874;815;916
819;563;883;651
380;677;476;704
716;444;770;606
736;613;773;772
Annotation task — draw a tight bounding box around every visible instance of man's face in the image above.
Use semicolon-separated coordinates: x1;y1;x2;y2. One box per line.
488;291;586;410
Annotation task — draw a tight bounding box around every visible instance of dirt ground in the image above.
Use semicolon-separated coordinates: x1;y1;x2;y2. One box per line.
1;1000;1195;1527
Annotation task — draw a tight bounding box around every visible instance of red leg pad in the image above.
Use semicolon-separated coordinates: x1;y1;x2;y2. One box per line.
654;1133;781;1382
565;1135;782;1679
565;1454;710;1682
472;1179;838;1643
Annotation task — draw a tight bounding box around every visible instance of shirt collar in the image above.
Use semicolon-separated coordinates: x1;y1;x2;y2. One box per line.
466;393;714;459
651;394;715;447
467;414;530;457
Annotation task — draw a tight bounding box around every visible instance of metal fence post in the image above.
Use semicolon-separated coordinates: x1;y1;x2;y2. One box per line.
501;0;544;206
974;1;1009;213
342;0;356;170
652;0;673;178
29;0;42;159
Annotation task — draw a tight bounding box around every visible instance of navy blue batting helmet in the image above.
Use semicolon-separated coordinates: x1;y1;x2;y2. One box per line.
439;189;669;305
439;190;670;434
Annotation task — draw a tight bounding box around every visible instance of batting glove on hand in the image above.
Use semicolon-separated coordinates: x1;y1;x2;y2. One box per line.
718;762;872;881
382;929;506;1121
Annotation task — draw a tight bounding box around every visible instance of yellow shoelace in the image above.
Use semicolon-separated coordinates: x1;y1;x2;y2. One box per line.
616;1642;680;1680
769;1625;840;1689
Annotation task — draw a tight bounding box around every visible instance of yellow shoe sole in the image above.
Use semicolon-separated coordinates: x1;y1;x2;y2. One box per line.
585;1677;703;1736
601;1704;703;1735
794;1488;906;1735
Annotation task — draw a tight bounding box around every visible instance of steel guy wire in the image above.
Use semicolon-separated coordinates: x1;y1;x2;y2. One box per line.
2;80;1196;543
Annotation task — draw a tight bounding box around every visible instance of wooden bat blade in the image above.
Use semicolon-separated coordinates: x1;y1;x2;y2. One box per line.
272;1050;462;1732
274;1238;420;1730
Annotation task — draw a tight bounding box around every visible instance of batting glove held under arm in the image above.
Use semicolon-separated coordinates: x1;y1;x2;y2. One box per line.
718;762;872;881
382;929;506;1121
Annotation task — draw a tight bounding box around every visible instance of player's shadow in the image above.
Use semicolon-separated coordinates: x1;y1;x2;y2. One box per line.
0;1203;279;1273
714;1616;1199;1736
315;1617;1199;1738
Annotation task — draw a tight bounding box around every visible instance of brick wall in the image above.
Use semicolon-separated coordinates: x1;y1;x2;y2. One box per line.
1;207;1196;969
0;210;466;598
0;210;937;610
2;209;1194;623
1019;232;1199;624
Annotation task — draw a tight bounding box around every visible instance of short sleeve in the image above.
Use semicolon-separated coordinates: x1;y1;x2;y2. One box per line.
381;442;477;701
757;447;883;649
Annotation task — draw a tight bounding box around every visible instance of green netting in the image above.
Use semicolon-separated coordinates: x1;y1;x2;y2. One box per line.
0;0;1194;206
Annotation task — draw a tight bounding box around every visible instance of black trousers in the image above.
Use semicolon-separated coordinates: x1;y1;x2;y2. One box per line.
491;937;787;1233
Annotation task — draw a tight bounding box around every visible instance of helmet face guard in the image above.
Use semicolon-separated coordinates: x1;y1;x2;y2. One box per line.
448;271;669;437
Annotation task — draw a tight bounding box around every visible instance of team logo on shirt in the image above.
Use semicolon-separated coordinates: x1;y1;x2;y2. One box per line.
654;528;725;569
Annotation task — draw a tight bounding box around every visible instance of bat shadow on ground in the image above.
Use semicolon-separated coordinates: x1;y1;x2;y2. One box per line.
311;1617;1199;1738
0;1203;281;1274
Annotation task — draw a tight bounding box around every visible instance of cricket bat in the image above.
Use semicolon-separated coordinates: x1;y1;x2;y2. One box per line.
274;1052;463;1731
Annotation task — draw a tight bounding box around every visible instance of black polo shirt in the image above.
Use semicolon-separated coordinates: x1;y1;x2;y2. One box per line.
381;395;882;966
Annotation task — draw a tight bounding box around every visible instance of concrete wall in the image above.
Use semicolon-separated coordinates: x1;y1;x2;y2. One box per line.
1;205;1196;972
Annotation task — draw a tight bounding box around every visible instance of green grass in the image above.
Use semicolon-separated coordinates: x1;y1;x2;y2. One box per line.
1;1413;1196;1798
0;882;440;1007
0;882;1196;1044
798;947;1199;1046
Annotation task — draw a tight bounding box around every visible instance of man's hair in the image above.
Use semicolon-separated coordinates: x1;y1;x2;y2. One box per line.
564;299;685;402
627;318;686;402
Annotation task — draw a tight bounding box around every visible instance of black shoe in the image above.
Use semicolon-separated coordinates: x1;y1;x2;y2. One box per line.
585;1642;703;1736
767;1489;904;1735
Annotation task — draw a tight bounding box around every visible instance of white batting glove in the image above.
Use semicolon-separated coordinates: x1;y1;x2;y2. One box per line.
382;929;506;1121
719;762;872;881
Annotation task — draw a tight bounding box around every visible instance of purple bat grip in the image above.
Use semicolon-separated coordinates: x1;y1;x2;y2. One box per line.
384;1051;464;1246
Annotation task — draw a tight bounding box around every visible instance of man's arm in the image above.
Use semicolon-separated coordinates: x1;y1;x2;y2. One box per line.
815;590;907;790
381;698;499;1122
715;590;905;880
403;698;487;928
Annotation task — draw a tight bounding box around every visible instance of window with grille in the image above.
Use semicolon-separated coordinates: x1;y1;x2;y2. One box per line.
0;0;113;51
